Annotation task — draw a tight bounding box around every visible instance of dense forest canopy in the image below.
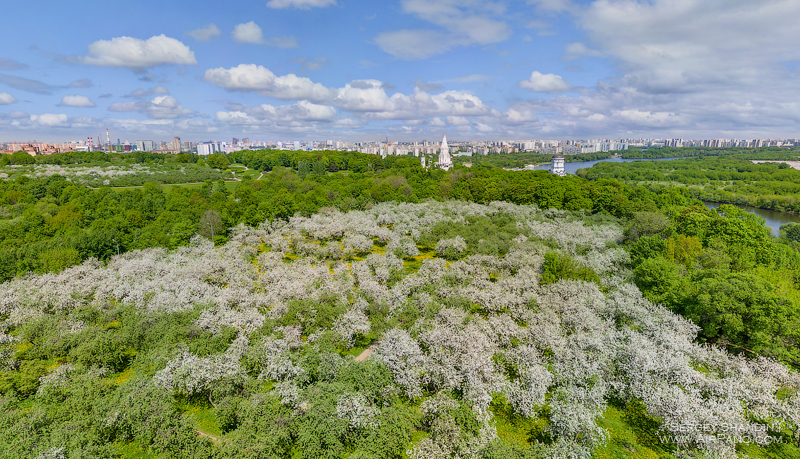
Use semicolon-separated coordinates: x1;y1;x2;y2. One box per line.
2;147;800;458
578;155;800;212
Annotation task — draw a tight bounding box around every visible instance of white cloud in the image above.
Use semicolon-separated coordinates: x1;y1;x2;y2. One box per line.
268;36;299;48
60;95;96;107
376;0;511;59
518;71;573;93
0;92;16;104
526;19;555;36
334;80;492;120
217;101;336;126
108;95;193;119
203;64;334;102
527;0;573;13
293;57;329;71
575;0;800;93
31;113;68;127
70;78;93;88
80;35;197;72
203;64;495;126
187;24;221;42
439;74;497;83
232;22;265;44
564;42;603;60
266;0;337;9
375;30;455;60
125;86;170;99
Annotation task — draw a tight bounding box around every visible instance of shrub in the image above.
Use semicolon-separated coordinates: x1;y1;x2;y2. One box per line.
539;251;600;286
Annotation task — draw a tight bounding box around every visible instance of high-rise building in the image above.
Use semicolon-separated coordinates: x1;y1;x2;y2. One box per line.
197;142;220;156
173;137;181;153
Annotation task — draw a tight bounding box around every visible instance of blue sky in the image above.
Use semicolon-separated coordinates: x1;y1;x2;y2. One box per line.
1;0;799;142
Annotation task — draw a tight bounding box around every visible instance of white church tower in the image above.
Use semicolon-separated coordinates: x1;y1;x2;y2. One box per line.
438;134;453;171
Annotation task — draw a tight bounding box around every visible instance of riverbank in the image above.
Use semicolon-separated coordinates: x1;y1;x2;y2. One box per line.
704;201;800;237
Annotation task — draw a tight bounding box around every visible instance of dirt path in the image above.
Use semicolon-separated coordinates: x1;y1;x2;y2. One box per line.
230;165;248;181
355;342;379;362
196;430;223;443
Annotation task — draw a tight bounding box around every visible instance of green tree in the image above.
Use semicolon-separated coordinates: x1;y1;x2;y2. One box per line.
678;271;800;364
199;209;222;242
206;153;229;169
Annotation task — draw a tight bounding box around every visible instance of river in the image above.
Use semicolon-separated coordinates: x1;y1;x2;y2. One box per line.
533;156;687;175
703;202;800;237
531;156;800;236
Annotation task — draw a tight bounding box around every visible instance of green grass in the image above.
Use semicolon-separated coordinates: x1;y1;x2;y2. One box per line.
592;405;671;459
114;441;162;458
183;402;223;438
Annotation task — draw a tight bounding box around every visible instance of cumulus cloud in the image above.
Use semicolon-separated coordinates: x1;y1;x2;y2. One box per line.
203;64;334;102
80;35;197;72
576;0;800;94
518;71;573;93
124;86;170;99
31;113;68;127
0;92;16;104
217;100;336;125
232;22;265;44
333;80;492;120
203;64;495;126
60;95;96;107
481;0;800;138
375;0;511;59
266;0;337;9
108;95;193;119
187;24;221;42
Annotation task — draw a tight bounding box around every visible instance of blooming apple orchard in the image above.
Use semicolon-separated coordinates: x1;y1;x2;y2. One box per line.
1;200;799;458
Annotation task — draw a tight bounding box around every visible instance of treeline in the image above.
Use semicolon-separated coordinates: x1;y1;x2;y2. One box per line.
0;154;683;282
456;151;617;169
579;156;800;212
626;205;800;367
1;150;202;166
621;145;797;159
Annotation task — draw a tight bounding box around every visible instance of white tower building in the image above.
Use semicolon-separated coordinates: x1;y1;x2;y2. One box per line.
551;153;566;177
438;134;453;171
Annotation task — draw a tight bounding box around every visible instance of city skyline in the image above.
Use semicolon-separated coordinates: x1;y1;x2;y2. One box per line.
1;0;800;141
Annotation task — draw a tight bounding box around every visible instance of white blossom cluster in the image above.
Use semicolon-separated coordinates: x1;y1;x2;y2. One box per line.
36;363;76;396
407;392;497;459
435;235;468;256
336;393;381;429
249;327;306;382
331;300;371;347
154;336;248;398
2;200;799;458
